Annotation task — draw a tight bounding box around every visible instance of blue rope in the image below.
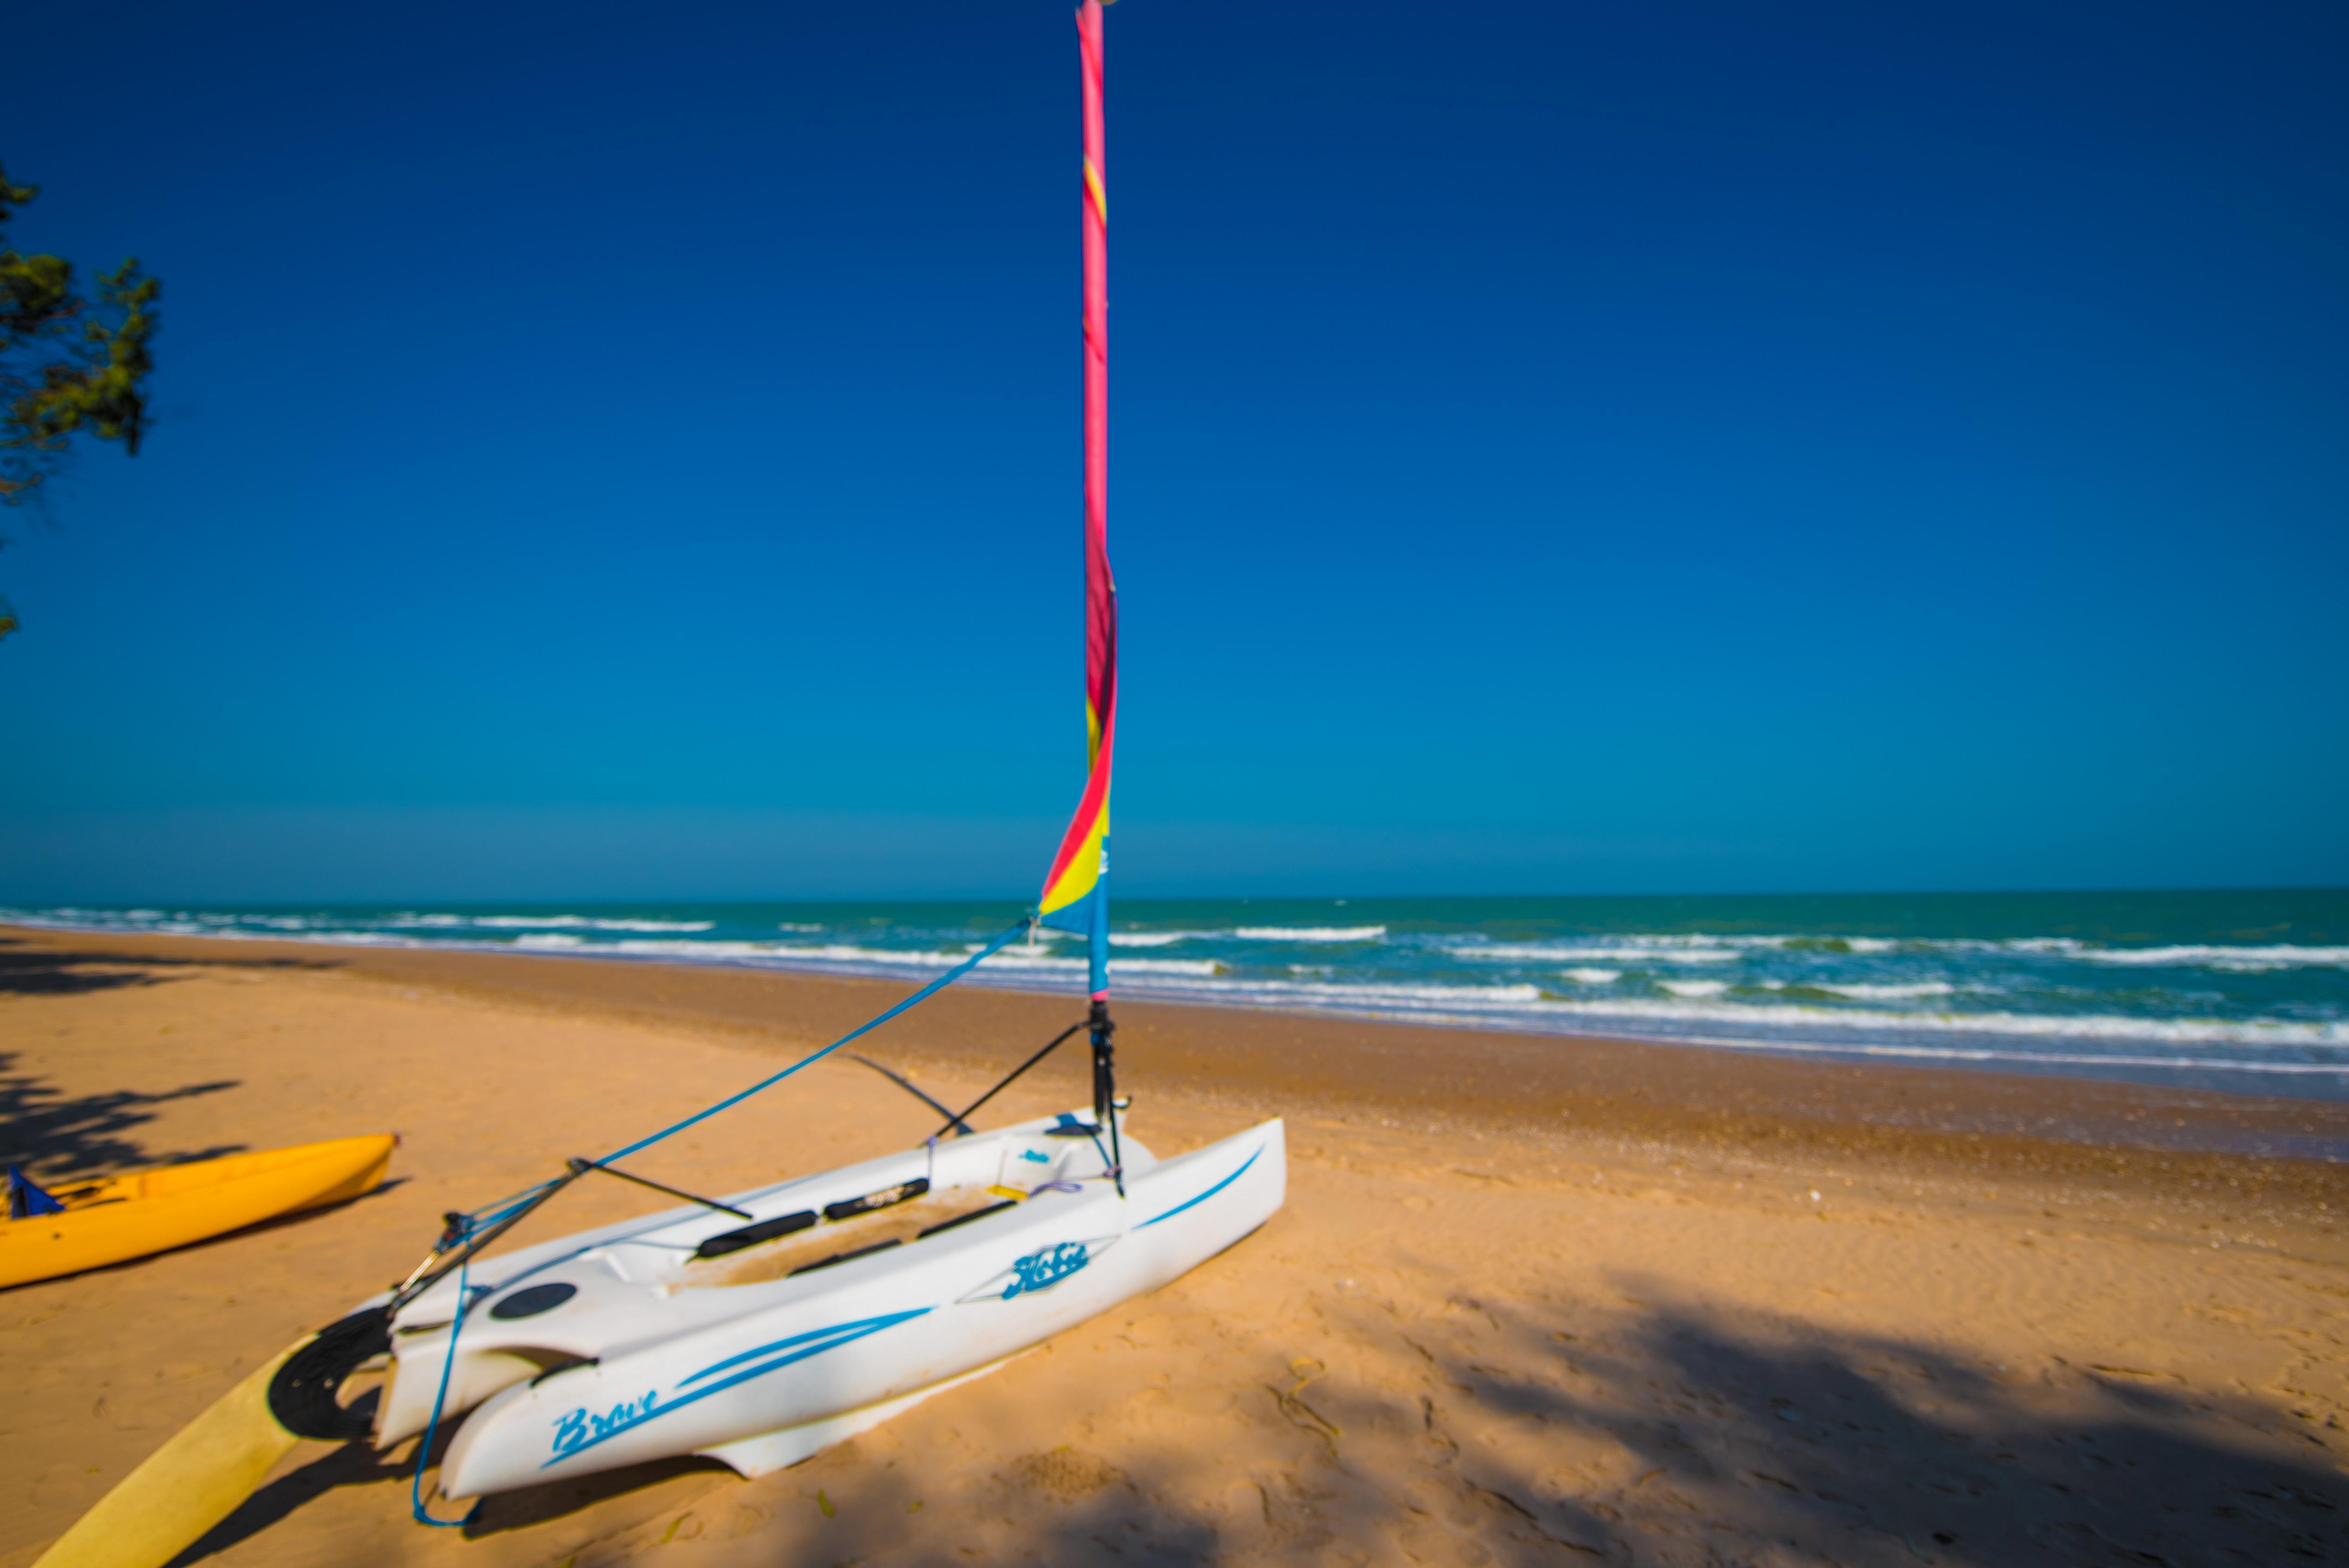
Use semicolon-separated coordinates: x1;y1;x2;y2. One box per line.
595;916;1034;1167
410;1254;481;1529
465;1176;563;1233
425;917;1034;1244
396;914;1034;1527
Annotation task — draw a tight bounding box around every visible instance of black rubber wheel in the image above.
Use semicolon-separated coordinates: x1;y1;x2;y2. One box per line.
268;1306;392;1441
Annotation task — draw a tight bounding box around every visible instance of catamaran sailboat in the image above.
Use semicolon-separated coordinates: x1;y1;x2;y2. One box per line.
33;7;1282;1563
374;1105;1282;1499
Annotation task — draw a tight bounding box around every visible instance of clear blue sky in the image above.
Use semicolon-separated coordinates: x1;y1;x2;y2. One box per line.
3;0;2342;903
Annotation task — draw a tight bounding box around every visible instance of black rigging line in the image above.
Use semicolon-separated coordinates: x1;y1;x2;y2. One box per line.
565;1157;752;1219
931;1019;1092;1143
847;1054;977;1137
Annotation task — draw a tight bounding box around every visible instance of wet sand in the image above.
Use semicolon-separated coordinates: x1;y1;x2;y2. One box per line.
4;924;2347;1566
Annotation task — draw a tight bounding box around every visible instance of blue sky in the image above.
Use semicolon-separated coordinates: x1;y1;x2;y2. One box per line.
2;0;2342;903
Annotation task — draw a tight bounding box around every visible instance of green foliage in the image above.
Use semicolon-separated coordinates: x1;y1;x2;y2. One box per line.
0;159;161;641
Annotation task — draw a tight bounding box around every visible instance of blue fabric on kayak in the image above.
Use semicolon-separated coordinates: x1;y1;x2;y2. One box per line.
7;1165;65;1220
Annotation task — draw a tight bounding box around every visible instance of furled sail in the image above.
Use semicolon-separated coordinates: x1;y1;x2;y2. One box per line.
1038;0;1115;1001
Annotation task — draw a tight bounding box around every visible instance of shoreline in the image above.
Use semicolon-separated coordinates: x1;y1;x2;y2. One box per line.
9;922;2346;1183
9;910;2343;1105
4;910;2349;1098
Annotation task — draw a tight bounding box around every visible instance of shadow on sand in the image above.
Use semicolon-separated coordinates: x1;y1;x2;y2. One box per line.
133;1284;2349;1567
0;1050;243;1177
0;937;338;1177
0;935;327;1000
164;1431;406;1568
164;1412;733;1568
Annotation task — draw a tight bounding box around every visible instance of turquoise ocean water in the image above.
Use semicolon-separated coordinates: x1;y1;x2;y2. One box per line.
12;891;2348;1099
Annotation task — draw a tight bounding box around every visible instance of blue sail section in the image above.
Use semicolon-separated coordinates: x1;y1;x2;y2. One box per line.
1038;835;1110;996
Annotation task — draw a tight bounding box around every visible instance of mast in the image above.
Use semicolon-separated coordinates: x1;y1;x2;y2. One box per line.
1039;0;1120;1167
1078;0;1111;1011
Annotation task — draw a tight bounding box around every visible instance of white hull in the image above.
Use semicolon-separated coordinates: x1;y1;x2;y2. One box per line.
369;1110;1284;1499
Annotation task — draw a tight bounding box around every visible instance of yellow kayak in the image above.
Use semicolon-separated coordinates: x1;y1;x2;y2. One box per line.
1;1135;396;1289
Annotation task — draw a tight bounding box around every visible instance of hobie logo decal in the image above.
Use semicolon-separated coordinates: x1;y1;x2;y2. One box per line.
961;1236;1118;1303
541;1308;930;1468
1011;1241;1091;1296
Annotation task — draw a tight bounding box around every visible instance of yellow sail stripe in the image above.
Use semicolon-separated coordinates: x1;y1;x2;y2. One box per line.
1040;804;1109;915
1083;159;1107;225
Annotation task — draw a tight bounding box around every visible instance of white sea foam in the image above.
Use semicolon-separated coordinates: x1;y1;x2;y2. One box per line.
2068;944;2349;971
609;938;812;962
599;939;1225;980
1569;1033;2349;1077
286;930;419;947
1087;975;1545;1013
1482;996;2349;1048
1792;935;2076;956
1067;967;2349;1051
981;948;1221;977
1723;936;1898;954
1451;933;2349;972
595;941;949;968
1814;982;1957;1000
980;946;1079;968
1693;934;1898;954
1459;944;1740;965
1211;979;1546;1007
769;941;999;967
453;915;717;933
9;904;2343;1075
0;908;434;948
1233;925;1388;942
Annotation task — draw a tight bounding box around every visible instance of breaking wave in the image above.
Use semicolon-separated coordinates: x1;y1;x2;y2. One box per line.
9;899;2345;1084
1232;925;1388;942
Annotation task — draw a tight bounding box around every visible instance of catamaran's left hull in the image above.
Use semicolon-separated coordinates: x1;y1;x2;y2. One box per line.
377;1114;1282;1500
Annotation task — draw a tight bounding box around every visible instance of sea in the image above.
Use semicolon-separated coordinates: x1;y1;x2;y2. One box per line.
11;890;2349;1100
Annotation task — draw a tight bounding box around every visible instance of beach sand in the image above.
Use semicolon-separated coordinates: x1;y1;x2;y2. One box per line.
4;923;2347;1566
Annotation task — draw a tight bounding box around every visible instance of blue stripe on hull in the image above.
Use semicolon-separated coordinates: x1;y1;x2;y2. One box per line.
1135;1143;1263;1230
541;1308;930;1468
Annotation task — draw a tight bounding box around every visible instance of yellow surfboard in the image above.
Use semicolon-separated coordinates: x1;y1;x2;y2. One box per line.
1;1134;395;1288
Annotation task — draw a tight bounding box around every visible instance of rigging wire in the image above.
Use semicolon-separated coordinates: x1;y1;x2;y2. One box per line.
387;915;1036;1311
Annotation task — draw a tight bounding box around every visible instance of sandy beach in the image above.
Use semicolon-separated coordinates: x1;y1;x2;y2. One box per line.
5;921;2347;1567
